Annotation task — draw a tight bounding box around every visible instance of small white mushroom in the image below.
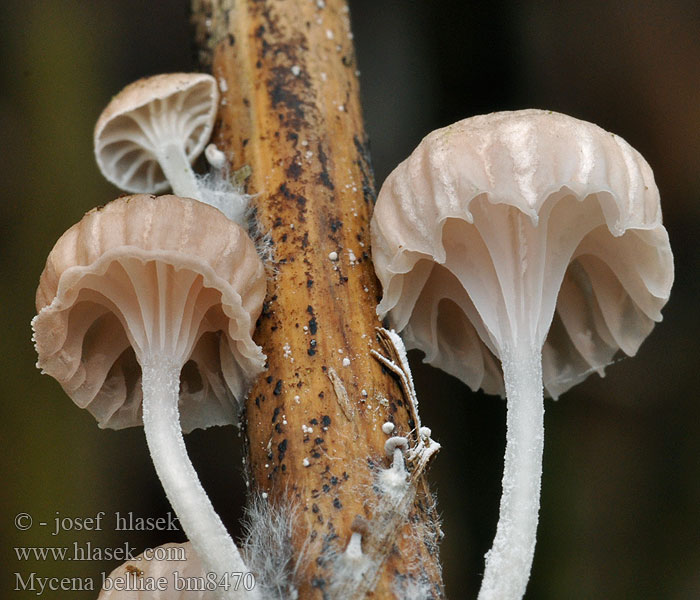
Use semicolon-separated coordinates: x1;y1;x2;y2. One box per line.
94;73;219;201
344;532;364;561
384;435;409;458
205;143;228;170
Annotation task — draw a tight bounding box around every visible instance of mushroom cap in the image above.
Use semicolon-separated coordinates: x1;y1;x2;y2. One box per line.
94;73;219;194
371;109;673;398
33;194;266;431
98;541;205;599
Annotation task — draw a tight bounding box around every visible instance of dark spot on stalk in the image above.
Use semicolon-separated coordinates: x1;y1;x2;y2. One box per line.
287;161;302;179
317;143;334;190
308;317;318;335
333;497;342;509
277;439;288;461
279;183;291;199
272;407;280;423
321;415;331;427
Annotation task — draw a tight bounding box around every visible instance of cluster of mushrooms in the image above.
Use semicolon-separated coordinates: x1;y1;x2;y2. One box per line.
33;73;264;600
33;66;673;600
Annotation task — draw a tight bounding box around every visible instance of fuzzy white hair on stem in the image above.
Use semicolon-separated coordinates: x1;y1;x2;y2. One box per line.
196;164;253;226
325;328;442;598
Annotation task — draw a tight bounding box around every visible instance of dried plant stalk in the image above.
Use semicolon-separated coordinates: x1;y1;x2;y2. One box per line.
191;0;444;597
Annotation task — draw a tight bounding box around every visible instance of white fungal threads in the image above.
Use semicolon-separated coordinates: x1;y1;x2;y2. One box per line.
342;357;351;367
382;421;395;435
240;495;304;600
196;167;252;225
328;251;339;261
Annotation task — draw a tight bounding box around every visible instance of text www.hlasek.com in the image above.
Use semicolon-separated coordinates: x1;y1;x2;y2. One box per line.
15;541;173;562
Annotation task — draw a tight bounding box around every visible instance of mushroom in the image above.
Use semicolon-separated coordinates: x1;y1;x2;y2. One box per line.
32;194;265;598
94;73;219;201
370;110;673;599
98;542;207;599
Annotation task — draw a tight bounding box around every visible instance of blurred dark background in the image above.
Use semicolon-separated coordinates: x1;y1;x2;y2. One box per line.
1;1;698;598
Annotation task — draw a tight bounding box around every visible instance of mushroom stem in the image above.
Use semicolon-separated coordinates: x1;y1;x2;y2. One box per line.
478;344;544;600
141;358;259;600
154;143;201;200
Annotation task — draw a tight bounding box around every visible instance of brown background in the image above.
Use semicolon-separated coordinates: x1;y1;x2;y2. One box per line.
1;1;698;598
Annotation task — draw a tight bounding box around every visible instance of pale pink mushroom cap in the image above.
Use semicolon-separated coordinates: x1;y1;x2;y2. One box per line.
371;109;673;398
32;194;266;431
94;73;219;194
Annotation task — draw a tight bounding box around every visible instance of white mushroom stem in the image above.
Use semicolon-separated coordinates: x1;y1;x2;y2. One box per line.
141;358;260;600
478;344;544;600
154;143;201;200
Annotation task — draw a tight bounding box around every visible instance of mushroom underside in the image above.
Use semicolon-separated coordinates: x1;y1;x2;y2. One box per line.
33;255;257;431
381;192;671;398
95;82;216;193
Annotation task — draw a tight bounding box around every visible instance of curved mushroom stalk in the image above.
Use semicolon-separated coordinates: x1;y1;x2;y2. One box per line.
32;196;268;599
141;360;257;600
371;110;674;600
